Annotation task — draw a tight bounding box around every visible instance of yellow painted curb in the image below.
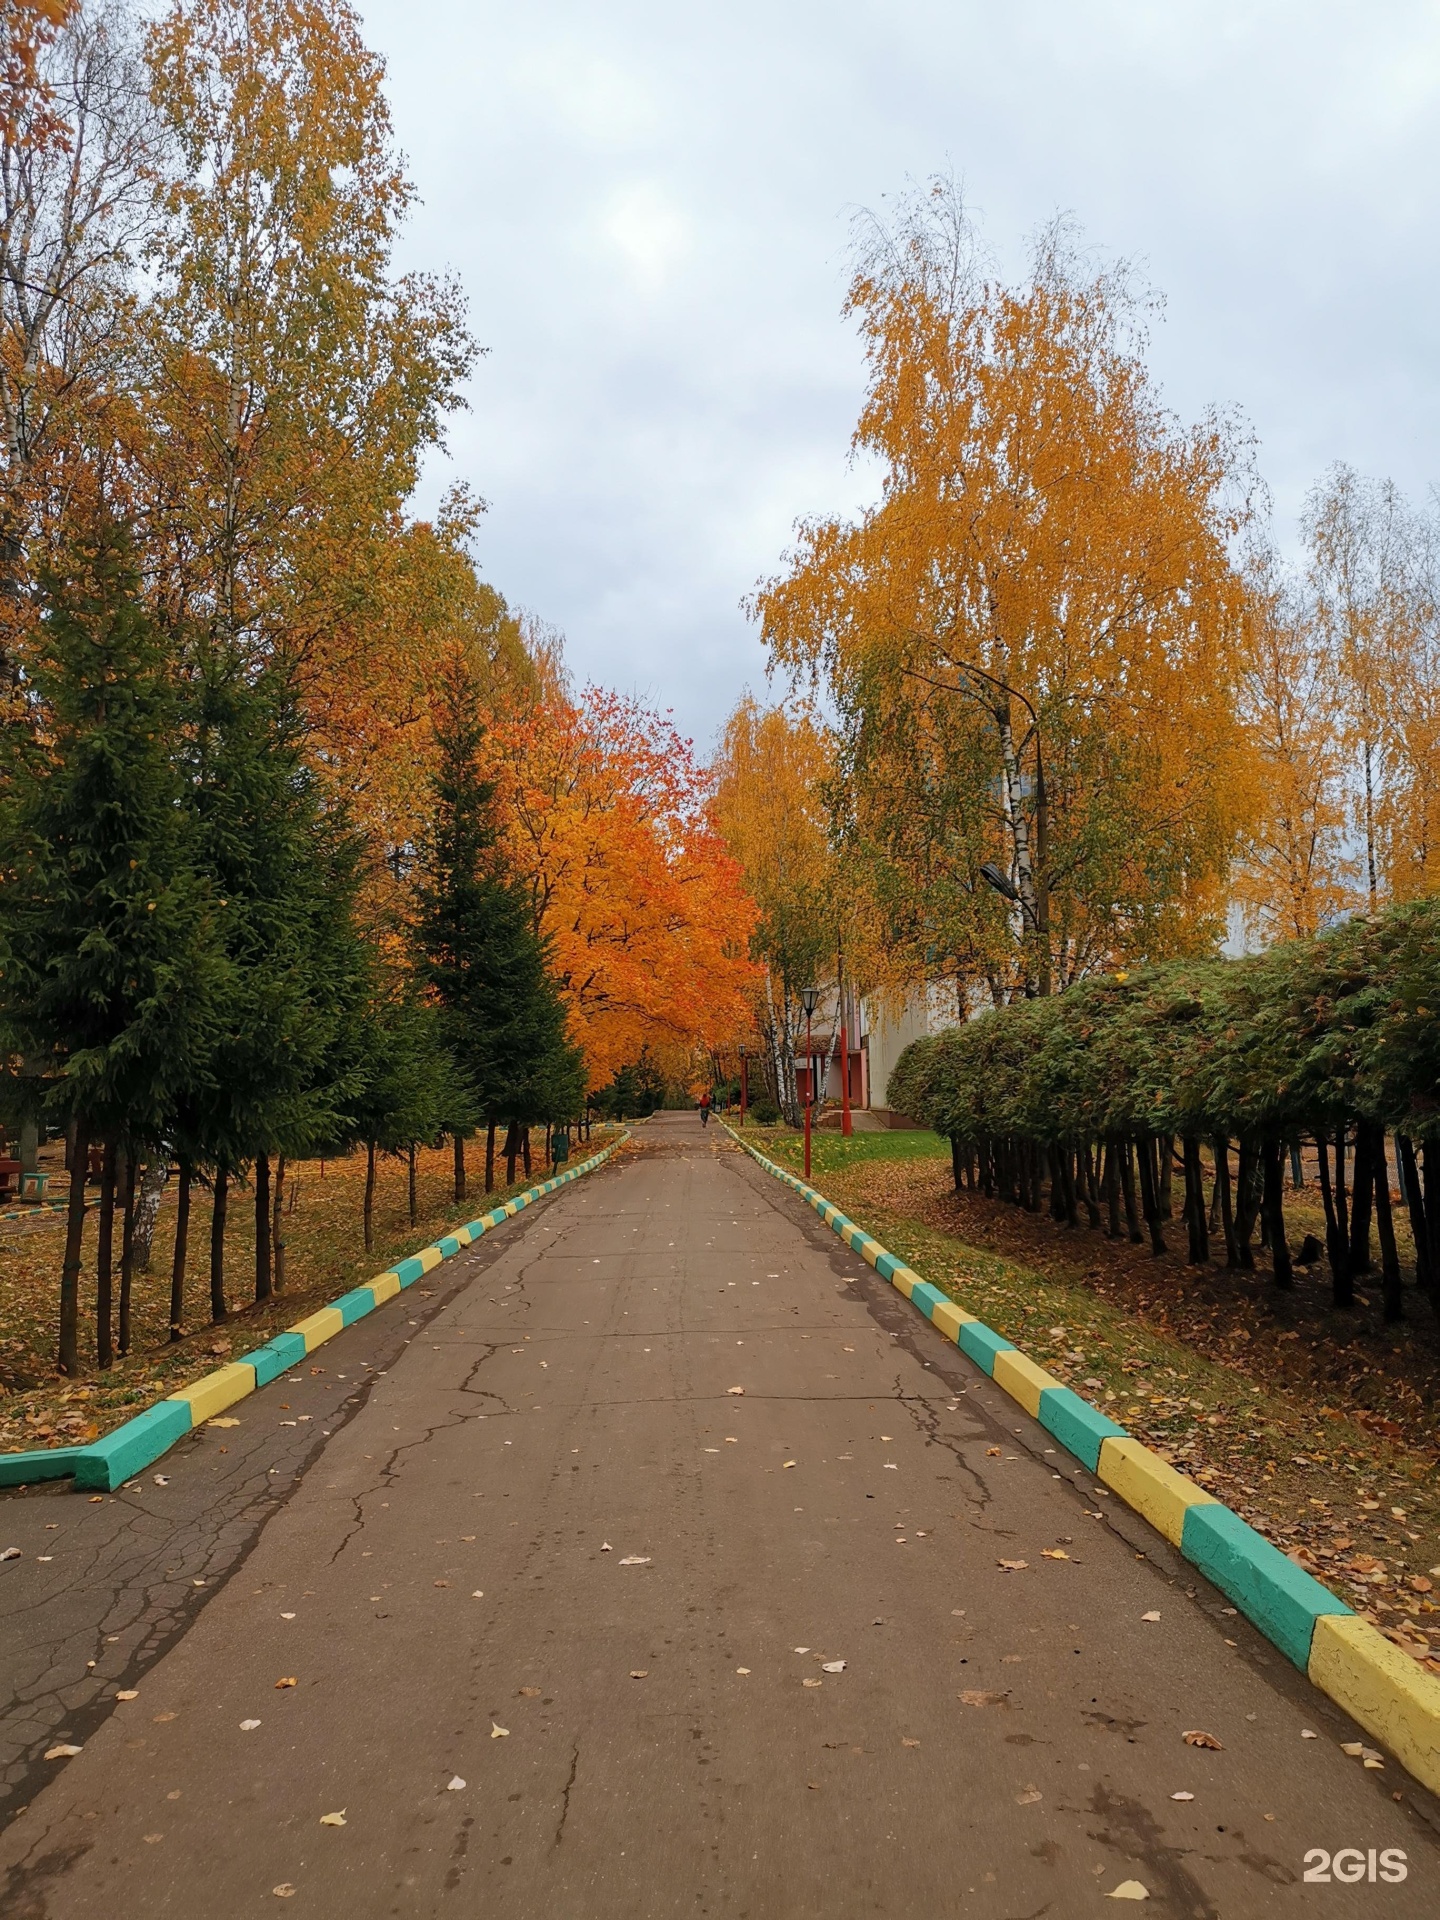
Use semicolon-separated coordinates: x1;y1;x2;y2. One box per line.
289;1306;345;1352
416;1245;444;1273
451;1226;473;1247
166;1363;255;1424
993;1348;1063;1418
1308;1615;1440;1794
890;1267;918;1298
931;1300;975;1342
366;1273;402;1306
1097;1436;1218;1547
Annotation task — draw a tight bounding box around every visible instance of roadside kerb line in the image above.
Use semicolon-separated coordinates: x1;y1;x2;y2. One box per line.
722;1122;1440;1796
0;1133;627;1498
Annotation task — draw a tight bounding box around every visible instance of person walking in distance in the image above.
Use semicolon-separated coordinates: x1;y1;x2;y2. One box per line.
699;1089;712;1128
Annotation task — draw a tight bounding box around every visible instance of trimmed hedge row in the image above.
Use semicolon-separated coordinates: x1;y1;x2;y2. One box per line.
888;897;1440;1320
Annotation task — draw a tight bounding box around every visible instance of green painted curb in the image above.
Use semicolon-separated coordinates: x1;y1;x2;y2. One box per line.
1;1132;627;1495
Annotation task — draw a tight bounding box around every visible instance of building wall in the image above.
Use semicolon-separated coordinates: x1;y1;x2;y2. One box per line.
863;989;946;1116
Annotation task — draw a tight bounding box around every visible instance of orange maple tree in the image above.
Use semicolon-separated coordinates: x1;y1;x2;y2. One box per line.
484;686;760;1087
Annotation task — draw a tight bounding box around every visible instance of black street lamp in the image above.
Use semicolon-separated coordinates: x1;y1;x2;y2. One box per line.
799;985;820;1180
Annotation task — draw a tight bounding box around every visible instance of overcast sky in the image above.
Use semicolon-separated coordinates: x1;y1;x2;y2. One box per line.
357;0;1440;747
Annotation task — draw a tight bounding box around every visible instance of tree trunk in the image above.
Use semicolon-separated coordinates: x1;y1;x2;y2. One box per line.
96;1141;117;1368
453;1131;467;1205
364;1141;376;1253
1119;1139;1142;1243
1136;1136;1166;1256
254;1152;272;1302
1262;1138;1293;1288
485;1119;497;1194
522;1126;532;1178
169;1159;191;1341
505;1122;519;1186
1214;1136;1239;1269
1102;1140;1121;1237
1316;1129;1352;1307
210;1166;229;1322
408;1141;418;1226
950;1136;963;1192
58;1117;92;1376
1371;1129;1402;1322
273;1155;286;1292
1158;1135;1175;1220
1079;1144;1102;1229
1397;1135;1431;1296
118;1149;137;1357
1348;1125;1374;1274
1182;1136;1208;1264
1234;1138;1259;1269
1426;1143;1440;1305
133;1157;168;1271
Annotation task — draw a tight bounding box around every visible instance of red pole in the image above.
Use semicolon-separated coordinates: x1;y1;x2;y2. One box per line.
840;989;852;1138
740;1051;748;1127
804;1012;813;1182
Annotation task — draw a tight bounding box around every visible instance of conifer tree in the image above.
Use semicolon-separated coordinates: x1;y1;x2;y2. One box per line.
413;660;582;1192
0;520;219;1372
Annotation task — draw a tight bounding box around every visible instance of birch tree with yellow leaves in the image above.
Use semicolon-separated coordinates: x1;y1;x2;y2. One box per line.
753;182;1259;1001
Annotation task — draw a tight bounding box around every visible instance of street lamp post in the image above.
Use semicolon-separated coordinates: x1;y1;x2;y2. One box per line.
799;986;819;1182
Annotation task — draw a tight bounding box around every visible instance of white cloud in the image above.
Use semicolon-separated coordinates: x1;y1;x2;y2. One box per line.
359;0;1440;742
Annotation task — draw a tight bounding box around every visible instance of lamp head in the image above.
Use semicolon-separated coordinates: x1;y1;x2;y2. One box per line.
979;861;1020;903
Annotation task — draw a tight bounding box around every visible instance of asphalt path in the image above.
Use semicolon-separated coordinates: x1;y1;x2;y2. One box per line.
1;1114;1437;1918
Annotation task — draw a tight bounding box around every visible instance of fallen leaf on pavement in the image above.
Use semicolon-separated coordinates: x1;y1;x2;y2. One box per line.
727;1387;745;1395
1041;1549;1070;1561
1182;1730;1223;1749
280;1612;296;1620
736;1667;750;1675
1141;1611;1161;1622
600;1543;612;1552
491;1723;509;1738
997;1559;1028;1572
902;1737;920;1748
986;1447;1002;1458
209;1418;240;1428
1015;1786;1042;1805
794;1646;810;1653
1301;1729;1318;1739
434;1580;450;1589
1107;1882;1149;1901
619;1555;651;1566
471;1590;484;1598
1171;1791;1195;1801
319;1811;346;1827
447;1776;465;1791
802;1678;822;1688
275;1677;297;1690
630;1670;649;1679
115;1690;138;1701
153;1712;176;1724
822;1660;846;1673
883;1463;898;1470
273;1886;296;1899
959;1690;1010;1708
518;1687;541;1698
153;1475;169;1486
240;1720;261;1731
783;1460;797;1469
44;1744;82;1759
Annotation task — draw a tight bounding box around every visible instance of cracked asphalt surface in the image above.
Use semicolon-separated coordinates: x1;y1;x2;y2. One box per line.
1;1113;1437;1917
